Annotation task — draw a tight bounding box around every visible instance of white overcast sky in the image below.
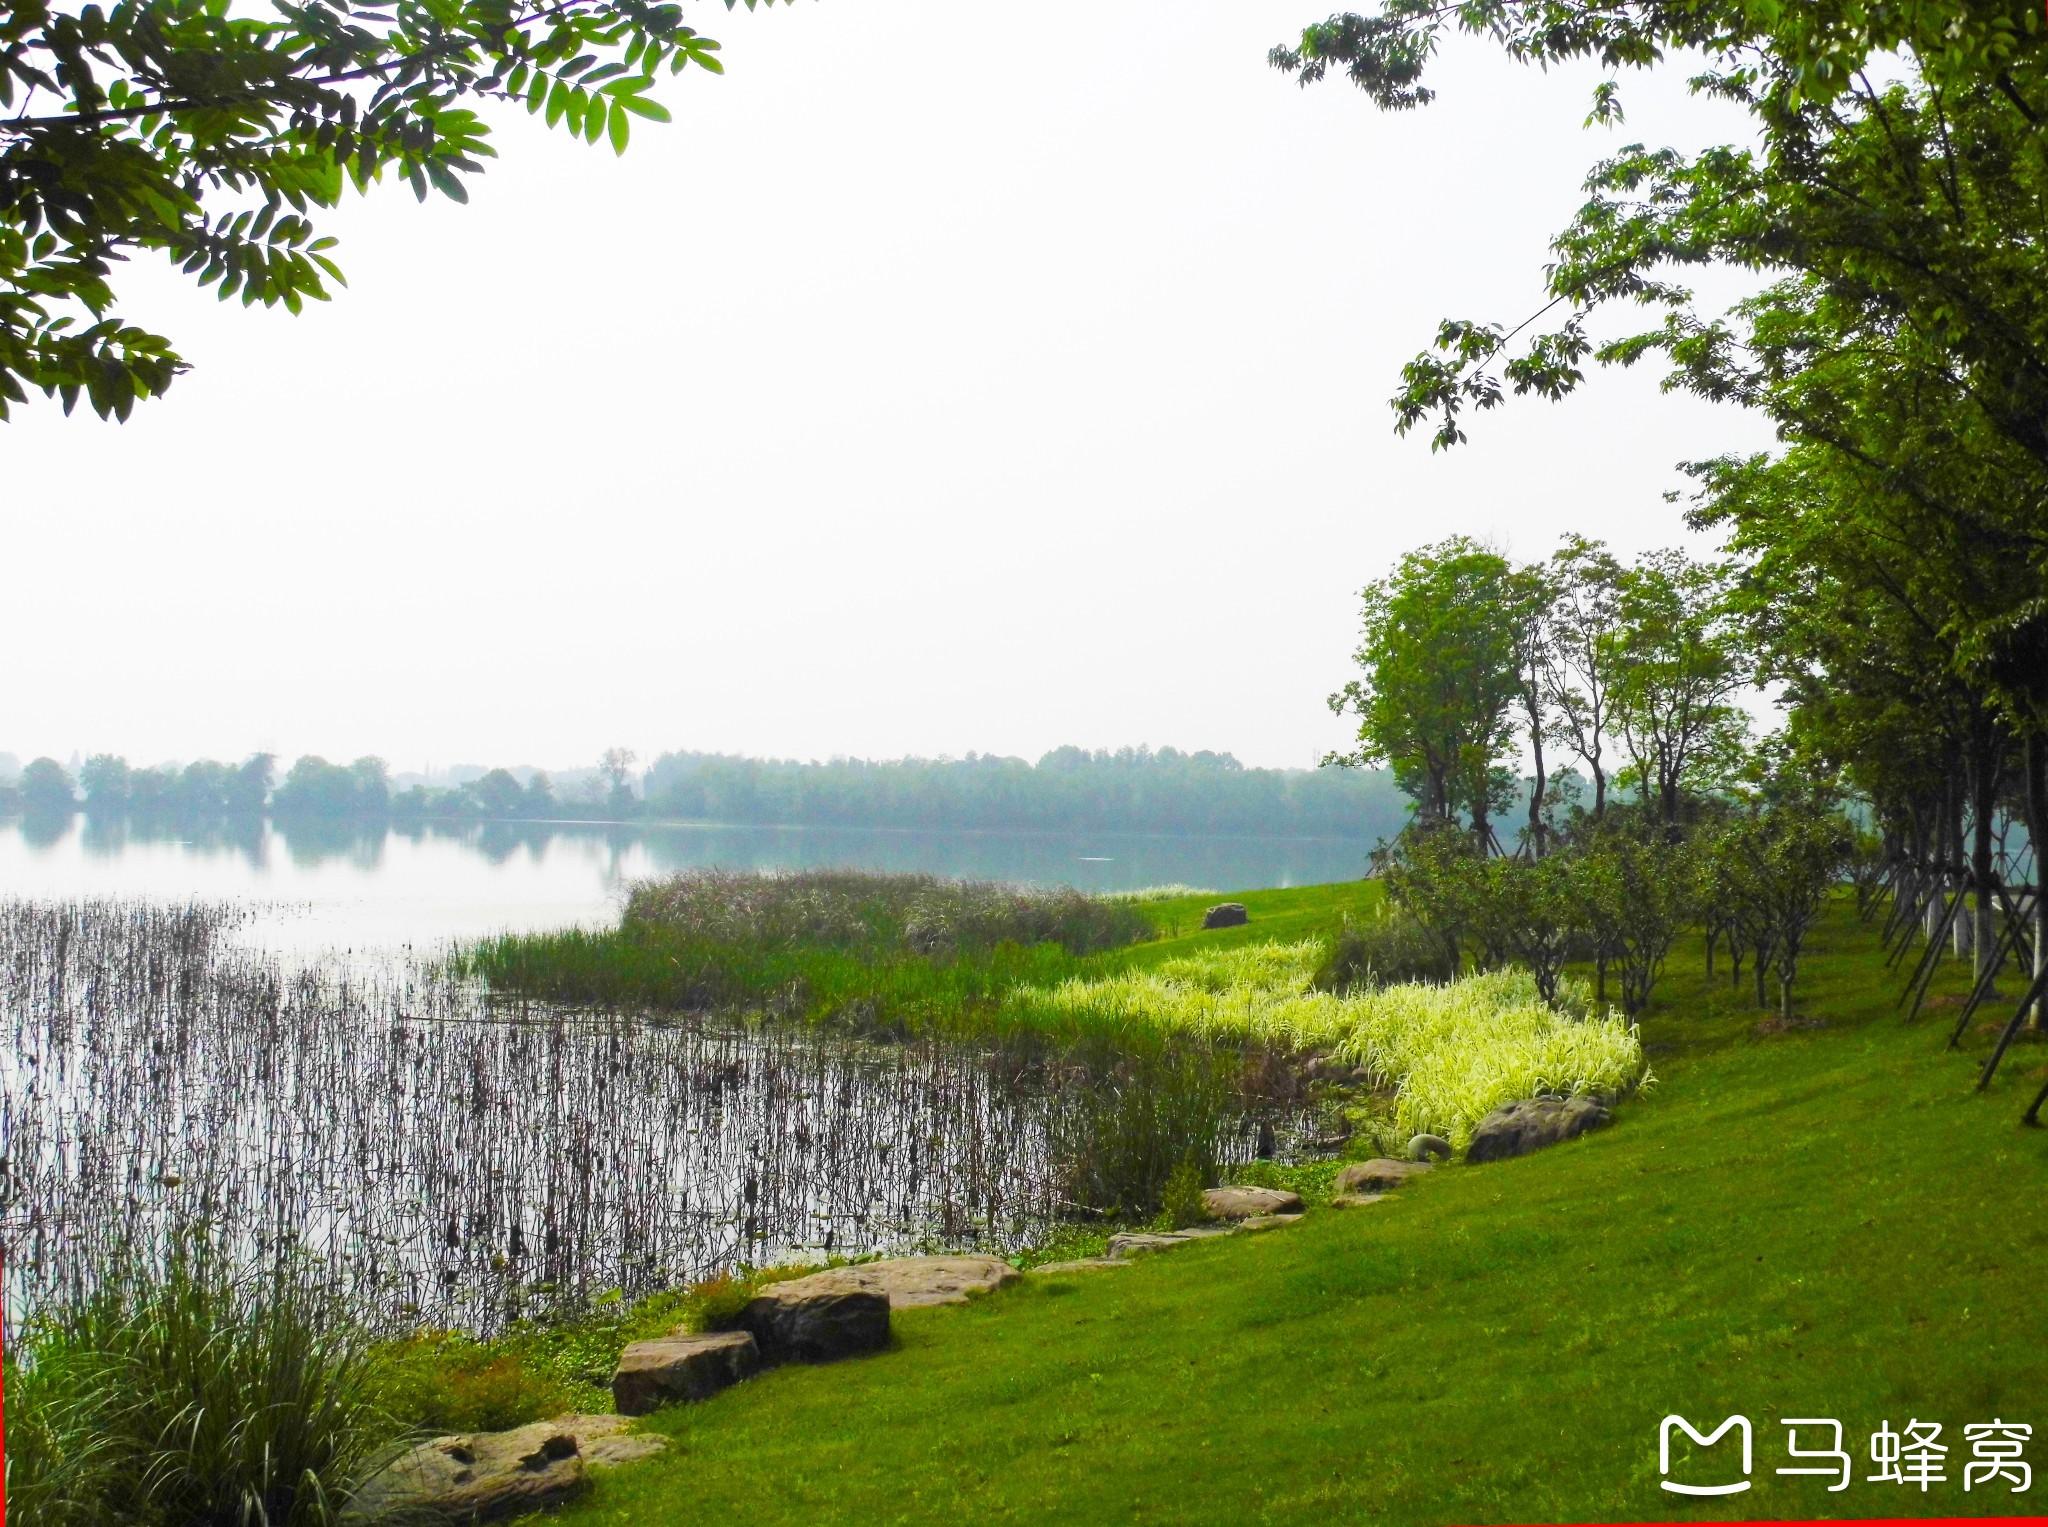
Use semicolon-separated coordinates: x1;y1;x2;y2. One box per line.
1;0;1772;775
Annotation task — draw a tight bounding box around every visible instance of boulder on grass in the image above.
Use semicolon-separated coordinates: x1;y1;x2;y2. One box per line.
736;1277;891;1363
1335;1158;1431;1194
612;1330;759;1415
1202;903;1249;929
1466;1096;1611;1164
1202;1186;1304;1220
346;1420;589;1524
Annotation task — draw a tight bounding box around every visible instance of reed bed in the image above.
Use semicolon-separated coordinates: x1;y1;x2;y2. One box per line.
0;898;1303;1345
623;869;1153;957
1008;941;1649;1150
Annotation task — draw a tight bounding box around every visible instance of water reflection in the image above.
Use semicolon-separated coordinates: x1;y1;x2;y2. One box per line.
0;816;1373;953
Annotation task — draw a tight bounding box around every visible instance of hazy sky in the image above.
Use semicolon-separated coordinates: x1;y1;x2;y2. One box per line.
3;0;1772;774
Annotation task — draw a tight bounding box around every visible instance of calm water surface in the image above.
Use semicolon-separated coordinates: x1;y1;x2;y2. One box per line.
0;816;1373;952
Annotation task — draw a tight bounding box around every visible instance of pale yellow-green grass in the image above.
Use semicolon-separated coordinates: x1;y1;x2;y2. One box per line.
1012;941;1649;1149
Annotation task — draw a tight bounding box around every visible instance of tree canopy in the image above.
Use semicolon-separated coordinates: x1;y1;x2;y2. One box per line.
1;0;765;419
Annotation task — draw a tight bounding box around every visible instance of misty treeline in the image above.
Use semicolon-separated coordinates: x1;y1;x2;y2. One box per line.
638;747;1407;837
1;744;1412;840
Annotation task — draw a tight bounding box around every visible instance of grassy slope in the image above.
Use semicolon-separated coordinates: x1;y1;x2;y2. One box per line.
553;893;2048;1526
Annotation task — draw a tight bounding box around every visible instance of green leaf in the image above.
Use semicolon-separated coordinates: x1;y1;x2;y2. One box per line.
426;163;468;203
608;98;629;154
617;94;671;122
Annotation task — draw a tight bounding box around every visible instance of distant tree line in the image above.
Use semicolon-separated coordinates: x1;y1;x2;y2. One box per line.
0;745;1412;839
639;747;1409;837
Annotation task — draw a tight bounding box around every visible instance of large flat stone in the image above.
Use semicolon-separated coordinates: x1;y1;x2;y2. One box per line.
1203;1186;1304;1220
1335;1158;1432;1194
766;1255;1020;1310
1329;1191;1388;1208
1105;1226;1233;1258
1467;1096;1611;1163
612;1330;760;1415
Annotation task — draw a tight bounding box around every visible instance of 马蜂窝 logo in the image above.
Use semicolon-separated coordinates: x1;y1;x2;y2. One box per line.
1659;1414;1753;1496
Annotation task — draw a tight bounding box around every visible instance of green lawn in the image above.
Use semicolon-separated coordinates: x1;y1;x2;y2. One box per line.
549;894;2048;1525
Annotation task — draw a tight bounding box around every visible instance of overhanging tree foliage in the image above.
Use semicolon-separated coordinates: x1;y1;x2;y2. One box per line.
1;0;765;418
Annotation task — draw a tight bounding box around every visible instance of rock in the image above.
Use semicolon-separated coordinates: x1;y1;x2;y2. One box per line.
1408;1133;1453;1162
1466;1096;1612;1164
1202;1186;1304;1220
771;1255;1020;1310
1105;1226;1232;1258
1335;1158;1431;1194
1032;1257;1132;1273
552;1414;667;1468
1201;902;1249;929
1329;1191;1387;1208
736;1277;891;1362
1237;1213;1306;1231
346;1419;590;1523
1107;1232;1193;1257
612;1330;759;1416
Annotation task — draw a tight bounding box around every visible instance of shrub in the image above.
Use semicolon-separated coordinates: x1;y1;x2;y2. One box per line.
1160;1157;1211;1229
1313;912;1457;992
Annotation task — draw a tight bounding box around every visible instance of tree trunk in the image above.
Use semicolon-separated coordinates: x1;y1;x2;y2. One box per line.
2024;733;2048;1028
1527;713;1547;859
1969;732;2000;988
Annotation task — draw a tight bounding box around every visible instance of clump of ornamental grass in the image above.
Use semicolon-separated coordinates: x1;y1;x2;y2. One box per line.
5;1229;397;1527
1009;940;1648;1151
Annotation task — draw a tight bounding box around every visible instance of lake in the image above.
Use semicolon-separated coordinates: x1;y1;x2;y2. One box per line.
0;815;1374;952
